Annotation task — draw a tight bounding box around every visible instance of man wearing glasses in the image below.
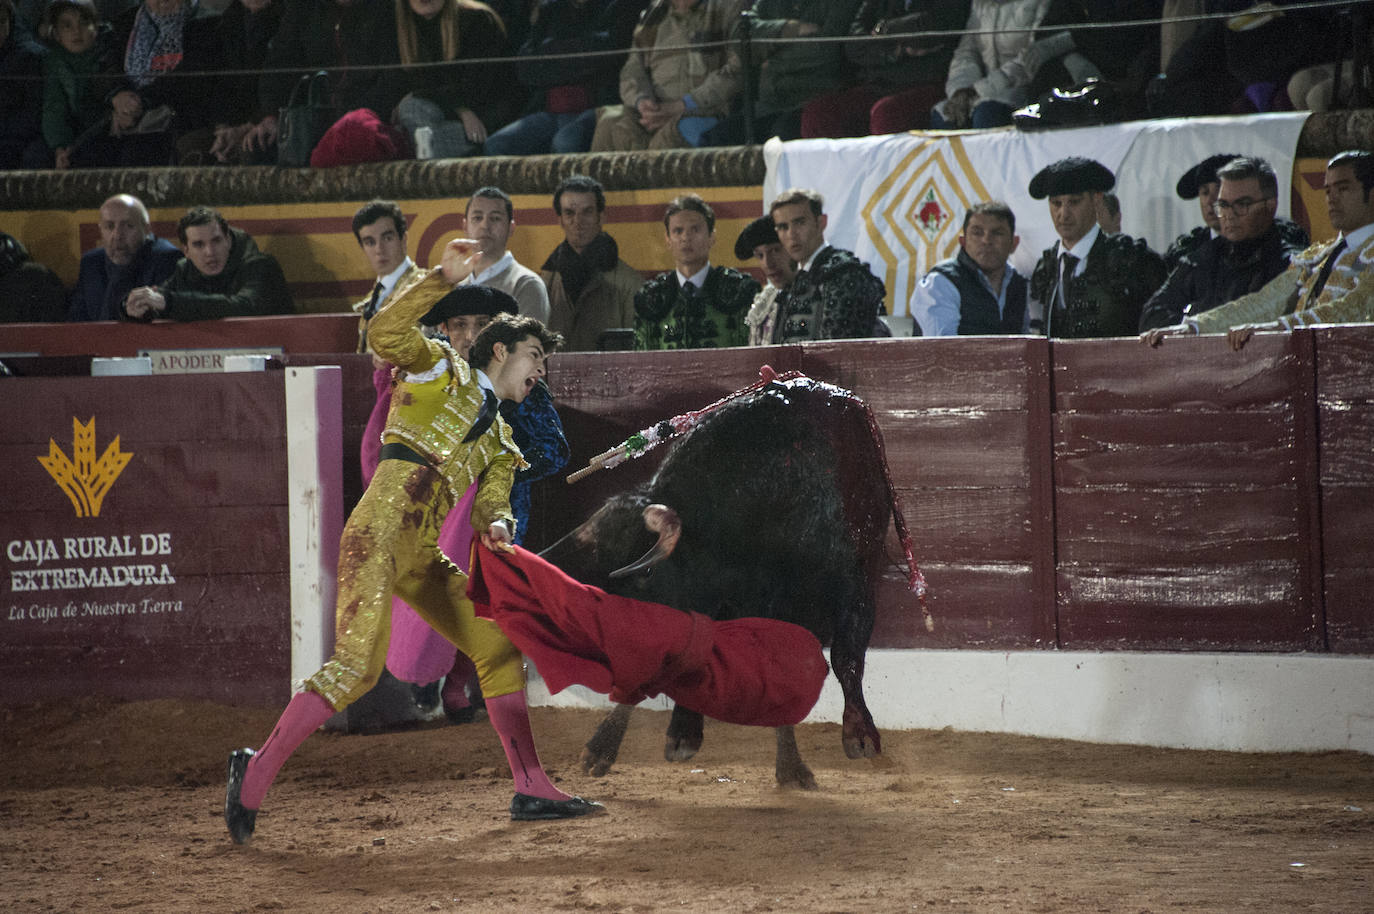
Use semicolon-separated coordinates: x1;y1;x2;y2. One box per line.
1139;157;1307;331
1142;150;1374;351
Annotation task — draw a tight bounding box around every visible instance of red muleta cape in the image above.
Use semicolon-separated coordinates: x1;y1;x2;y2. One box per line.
468;546;829;728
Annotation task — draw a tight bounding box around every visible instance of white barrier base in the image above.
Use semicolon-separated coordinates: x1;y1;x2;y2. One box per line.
528;649;1374;755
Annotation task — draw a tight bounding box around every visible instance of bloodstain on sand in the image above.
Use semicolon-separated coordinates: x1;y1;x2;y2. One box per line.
1;699;1370;913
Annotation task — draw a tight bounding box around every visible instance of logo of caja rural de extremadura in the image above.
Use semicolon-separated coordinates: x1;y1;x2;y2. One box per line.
38;417;132;518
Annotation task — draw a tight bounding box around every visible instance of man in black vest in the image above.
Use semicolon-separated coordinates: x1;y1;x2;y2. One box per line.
911;201;1027;336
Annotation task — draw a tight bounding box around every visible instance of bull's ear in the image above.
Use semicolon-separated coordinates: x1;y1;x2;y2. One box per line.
642;504;681;557
609;504;681;580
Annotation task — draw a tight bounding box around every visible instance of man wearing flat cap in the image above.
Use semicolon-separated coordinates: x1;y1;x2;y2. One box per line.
1028;157;1167;338
1165;153;1308;272
421;284;570;545
634;194;760;350
735;214;798;346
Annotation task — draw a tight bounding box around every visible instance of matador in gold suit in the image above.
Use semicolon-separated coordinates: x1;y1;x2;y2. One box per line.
224;258;602;845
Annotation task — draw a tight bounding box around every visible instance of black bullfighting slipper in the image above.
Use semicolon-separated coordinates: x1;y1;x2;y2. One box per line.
510;793;606;821
224;748;258;844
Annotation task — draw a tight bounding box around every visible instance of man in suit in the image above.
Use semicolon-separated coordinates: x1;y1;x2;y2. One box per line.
1026;157;1166;338
768;186;885;342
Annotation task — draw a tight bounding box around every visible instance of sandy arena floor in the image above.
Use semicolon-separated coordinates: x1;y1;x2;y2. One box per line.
1;698;1371;913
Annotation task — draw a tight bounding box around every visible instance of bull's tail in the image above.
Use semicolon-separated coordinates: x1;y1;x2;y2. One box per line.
854;392;929;605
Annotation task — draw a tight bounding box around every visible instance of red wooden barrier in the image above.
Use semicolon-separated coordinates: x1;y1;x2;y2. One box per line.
3;326;1372;707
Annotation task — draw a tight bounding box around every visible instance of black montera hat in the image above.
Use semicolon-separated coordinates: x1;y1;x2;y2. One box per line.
420;284;518;326
1176;153;1243;199
734;215;780;260
1028;157;1116;200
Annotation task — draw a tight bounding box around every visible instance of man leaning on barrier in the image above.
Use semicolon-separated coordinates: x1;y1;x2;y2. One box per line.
1142;150;1374;352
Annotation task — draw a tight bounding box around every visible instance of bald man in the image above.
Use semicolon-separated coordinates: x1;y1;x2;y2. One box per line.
68;194;182;322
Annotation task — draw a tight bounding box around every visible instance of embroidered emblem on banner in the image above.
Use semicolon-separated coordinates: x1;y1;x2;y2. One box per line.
38;417;133;518
913;185;950;243
860;137;994;315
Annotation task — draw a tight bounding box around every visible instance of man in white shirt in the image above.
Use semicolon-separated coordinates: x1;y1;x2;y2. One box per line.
1142;150;1374;352
911;201;1027;336
352;200;419;355
458;186;550;325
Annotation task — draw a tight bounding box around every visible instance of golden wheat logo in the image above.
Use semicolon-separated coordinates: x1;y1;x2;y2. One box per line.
38;417;133;518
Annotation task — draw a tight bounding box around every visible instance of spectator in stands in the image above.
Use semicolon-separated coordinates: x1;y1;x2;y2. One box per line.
243;0;402;161
209;0;283;164
634;194;759;349
482;0;644;156
800;0;967;139
352;199;420;357
1164;153;1309;273
539;174;642;350
68;193;181;321
1151;1;1325;117
108;0;222;164
930;0;1075;130
735;214;797;345
36;0;126;169
707;0;861;144
1143;150;1374;351
1095;192;1120;235
768;187;886;342
394;0;518;159
124;206;293;320
1;0;46;169
911;200;1027;336
589;0;742;152
1140;157;1308;332
455;186;551;322
1026;157;1166;338
0;232;66;322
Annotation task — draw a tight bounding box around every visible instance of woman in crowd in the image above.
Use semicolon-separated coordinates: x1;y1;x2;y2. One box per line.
393;0;519;159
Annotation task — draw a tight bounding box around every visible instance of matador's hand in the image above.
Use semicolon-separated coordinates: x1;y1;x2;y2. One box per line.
481;521;515;553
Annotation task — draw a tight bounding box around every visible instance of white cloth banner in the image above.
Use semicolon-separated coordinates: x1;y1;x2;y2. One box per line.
763;113;1312;319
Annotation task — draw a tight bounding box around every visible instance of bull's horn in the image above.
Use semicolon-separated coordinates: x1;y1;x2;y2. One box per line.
608;504;681;579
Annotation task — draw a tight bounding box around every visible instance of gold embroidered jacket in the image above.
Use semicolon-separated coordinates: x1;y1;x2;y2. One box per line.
1192;233;1374;333
367;267;528;535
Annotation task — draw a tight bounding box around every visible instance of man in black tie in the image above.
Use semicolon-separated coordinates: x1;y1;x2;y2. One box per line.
1142;150;1374;352
351;200;419;356
633;194;760;349
1027;157;1167;338
768;187;886;342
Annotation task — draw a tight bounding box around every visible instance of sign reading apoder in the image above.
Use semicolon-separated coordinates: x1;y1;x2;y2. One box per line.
140;347;283;374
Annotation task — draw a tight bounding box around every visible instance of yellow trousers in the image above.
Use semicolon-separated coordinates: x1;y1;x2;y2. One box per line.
305;459;524;710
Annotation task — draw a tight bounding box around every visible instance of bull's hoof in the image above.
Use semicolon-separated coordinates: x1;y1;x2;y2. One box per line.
842;734;880;759
663;735;701;762
841;705;882;759
580;746;615;777
776;761;818;790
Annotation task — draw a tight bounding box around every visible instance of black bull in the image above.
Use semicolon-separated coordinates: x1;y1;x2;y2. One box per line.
540;373;924;789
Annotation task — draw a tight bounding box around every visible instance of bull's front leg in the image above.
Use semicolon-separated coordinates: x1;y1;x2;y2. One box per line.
581;702;635;776
664;704;704;761
774;726;817;789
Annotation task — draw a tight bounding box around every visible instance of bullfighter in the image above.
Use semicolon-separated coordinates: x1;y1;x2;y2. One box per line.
224;247;602;844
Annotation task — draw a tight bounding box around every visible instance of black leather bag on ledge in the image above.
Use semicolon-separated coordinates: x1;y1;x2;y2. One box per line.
1013;79;1125;132
277;71;335;167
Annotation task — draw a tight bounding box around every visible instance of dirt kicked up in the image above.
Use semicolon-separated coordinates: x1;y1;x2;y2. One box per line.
1;698;1371;913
